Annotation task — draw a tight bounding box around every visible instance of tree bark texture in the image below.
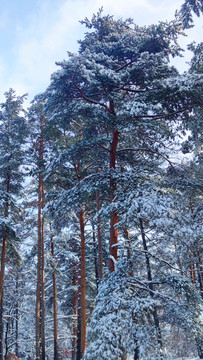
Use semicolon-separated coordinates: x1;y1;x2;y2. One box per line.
92;222;99;290
0;172;10;306
36;123;45;360
0;173;10;360
36;170;42;360
15;273;19;357
78;207;86;358
0;297;3;360
109;127;119;273
72;266;77;360
5;317;9;359
41;182;45;360
50;232;59;360
96;193;103;280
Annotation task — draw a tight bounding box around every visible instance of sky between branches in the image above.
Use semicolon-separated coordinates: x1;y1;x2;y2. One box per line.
0;0;202;104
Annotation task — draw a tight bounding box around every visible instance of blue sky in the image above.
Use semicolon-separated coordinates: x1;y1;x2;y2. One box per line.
0;0;202;105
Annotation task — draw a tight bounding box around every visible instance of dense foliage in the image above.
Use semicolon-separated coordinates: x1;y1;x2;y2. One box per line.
0;5;202;360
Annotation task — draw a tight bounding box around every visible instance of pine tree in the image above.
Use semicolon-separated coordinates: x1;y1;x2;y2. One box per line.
179;0;203;28
28;96;47;360
45;9;201;276
0;89;27;360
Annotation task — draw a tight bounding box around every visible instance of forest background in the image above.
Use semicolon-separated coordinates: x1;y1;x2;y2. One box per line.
0;0;203;360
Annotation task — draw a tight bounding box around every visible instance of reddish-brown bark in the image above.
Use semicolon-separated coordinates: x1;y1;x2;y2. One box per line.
36;170;42;360
190;263;196;284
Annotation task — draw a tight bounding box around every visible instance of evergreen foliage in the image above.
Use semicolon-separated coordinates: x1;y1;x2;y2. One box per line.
0;5;202;360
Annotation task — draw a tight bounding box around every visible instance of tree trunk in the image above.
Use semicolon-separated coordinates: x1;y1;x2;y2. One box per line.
72;266;77;360
78;207;86;358
36;117;46;360
0;174;10;360
50;232;59;360
0;172;10;308
76;311;81;360
4;318;9;360
15;273;19;357
0;236;7;313
134;345;139;360
36;170;42;360
190;262;196;285
41;182;45;360
124;229;131;260
96;193;103;280
109;126;119;273
0;297;3;360
139;218;163;354
196;259;203;298
197;252;203;283
196;338;203;359
92;222;99;290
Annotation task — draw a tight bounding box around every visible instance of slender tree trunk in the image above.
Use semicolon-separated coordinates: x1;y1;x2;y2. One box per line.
36;119;46;360
92;222;99;290
36;170;42;360
72;266;77;360
0;174;10;360
15;273;19;357
0;297;3;360
196;251;203;298
139;218;163;354
50;231;58;360
96;193;103;280
0;236;7;315
41;182;45;360
189;203;197;285
109;126;119;273
4;318;9;360
124;229;131;260
124;229;133;277
35;124;45;360
0;172;10;306
196;338;203;359
134;345;139;360
197;253;203;283
174;244;184;275
78;207;86;358
76;311;81;360
190;262;196;284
